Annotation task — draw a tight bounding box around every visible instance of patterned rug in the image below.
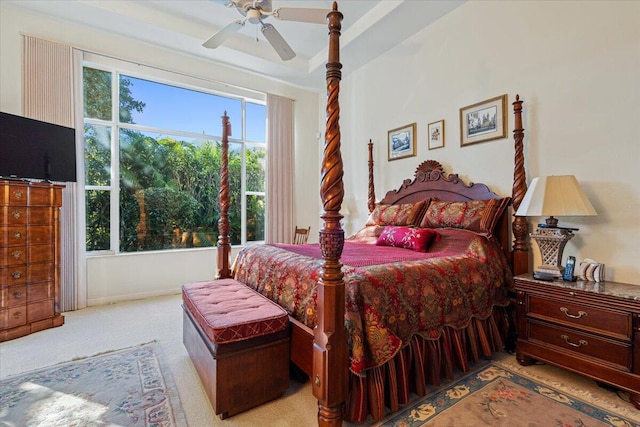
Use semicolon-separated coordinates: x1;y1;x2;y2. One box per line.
0;342;188;426
379;363;639;427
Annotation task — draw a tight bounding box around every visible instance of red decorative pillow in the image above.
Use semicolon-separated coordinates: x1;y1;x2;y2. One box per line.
419;197;510;237
376;226;440;252
365;200;430;227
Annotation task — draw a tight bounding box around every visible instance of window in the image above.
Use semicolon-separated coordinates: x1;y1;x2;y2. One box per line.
83;65;266;253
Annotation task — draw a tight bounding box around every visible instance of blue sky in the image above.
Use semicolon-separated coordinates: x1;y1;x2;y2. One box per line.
124;76;265;142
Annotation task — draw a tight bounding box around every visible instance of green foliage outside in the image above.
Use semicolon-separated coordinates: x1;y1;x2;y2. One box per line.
83;67;265;252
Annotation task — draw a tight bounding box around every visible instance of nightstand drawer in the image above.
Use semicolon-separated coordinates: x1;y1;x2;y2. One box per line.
529;295;631;340
529;320;632;371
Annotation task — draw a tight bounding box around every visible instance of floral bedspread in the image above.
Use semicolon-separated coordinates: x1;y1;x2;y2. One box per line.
232;228;512;375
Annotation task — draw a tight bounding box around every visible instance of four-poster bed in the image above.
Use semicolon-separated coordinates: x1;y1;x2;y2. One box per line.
213;3;530;425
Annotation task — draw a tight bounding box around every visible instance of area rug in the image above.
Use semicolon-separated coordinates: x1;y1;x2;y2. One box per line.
0;342;188;426
379;363;639;427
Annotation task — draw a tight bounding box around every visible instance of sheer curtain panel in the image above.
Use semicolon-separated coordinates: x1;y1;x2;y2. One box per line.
22;36;85;311
266;94;294;244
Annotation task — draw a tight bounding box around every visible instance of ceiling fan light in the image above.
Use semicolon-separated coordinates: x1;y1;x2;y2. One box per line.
247;8;262;24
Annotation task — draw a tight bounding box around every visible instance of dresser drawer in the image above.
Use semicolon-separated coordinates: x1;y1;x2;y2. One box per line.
28;262;54;283
28;207;55;224
529;320;632;371
0;246;27;266
28;298;54;322
28;244;54;263
29;187;60;206
0;185;27;206
28;225;53;245
1;207;27;225
0;266;27;285
0;305;27;329
27;281;53;302
529;295;632;340
0;226;27;247
0;285;27;308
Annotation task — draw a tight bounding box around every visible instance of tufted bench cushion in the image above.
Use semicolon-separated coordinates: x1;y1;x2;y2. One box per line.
182;278;291;419
182;279;289;345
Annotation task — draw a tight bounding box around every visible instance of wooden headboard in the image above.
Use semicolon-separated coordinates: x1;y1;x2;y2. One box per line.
377;159;511;259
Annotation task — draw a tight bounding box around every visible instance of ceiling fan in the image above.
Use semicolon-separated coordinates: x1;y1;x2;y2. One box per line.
204;0;329;61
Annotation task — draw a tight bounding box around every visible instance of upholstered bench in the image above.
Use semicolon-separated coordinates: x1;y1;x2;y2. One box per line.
182;279;290;419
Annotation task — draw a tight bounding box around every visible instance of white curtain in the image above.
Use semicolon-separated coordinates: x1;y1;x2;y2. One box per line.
265;94;294;244
22;36;86;311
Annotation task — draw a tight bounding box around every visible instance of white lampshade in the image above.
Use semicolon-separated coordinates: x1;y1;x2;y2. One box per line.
516;175;597;219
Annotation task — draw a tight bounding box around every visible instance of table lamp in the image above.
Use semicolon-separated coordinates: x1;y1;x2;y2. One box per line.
515;175;597;277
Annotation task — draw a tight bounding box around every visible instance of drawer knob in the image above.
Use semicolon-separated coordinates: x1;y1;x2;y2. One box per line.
13;190;23;199
12;210;22;219
12;311;22;319
12;271;22;279
13;291;22;299
561;334;588;348
12;250;22;259
560;307;587;319
13;230;22;239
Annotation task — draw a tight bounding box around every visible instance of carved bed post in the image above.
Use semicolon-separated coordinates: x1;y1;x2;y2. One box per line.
368;139;375;213
313;2;348;426
511;95;529;275
217;111;232;279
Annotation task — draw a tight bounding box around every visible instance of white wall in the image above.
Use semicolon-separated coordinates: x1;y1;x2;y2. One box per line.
1;6;322;304
340;1;640;284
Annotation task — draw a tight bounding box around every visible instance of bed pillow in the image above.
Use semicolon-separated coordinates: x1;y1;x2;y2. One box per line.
365;200;429;227
418;197;510;237
347;225;385;244
376;226;440;252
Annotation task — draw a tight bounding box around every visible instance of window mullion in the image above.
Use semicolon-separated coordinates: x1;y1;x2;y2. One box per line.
111;72;120;253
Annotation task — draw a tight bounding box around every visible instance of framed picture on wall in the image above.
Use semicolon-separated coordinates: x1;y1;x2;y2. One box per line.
427;120;444;150
459;94;507;146
388;123;416;161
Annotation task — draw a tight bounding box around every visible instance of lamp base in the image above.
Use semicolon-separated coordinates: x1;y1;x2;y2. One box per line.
531;227;575;278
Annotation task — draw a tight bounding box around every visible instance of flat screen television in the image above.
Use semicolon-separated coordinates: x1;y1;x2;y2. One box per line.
0;112;77;182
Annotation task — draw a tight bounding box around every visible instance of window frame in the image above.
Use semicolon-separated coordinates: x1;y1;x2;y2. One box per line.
82;58;266;255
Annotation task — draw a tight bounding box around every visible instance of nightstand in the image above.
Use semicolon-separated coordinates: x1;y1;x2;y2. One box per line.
514;273;640;409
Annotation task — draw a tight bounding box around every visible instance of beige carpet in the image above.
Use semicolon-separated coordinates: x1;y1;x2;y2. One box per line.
1;294;637;426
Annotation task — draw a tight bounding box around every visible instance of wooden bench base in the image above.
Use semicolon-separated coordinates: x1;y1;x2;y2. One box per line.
183;307;290;419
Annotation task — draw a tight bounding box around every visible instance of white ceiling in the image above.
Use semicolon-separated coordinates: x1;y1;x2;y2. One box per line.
3;0;464;91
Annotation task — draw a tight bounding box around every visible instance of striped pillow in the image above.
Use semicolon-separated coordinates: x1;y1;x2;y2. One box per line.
365;199;430;227
418;198;510;237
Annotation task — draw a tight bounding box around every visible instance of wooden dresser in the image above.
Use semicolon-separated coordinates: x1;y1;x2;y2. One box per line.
514;273;640;409
1;180;65;341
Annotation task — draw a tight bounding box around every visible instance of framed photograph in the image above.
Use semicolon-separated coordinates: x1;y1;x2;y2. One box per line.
388;123;416;161
427;120;445;150
459;94;507;146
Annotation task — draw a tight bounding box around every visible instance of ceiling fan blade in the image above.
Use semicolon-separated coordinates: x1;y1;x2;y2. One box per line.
209;0;237;6
261;23;295;61
203;20;244;49
272;7;330;24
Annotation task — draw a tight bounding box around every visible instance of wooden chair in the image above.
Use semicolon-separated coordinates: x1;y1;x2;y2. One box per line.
293;226;310;245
